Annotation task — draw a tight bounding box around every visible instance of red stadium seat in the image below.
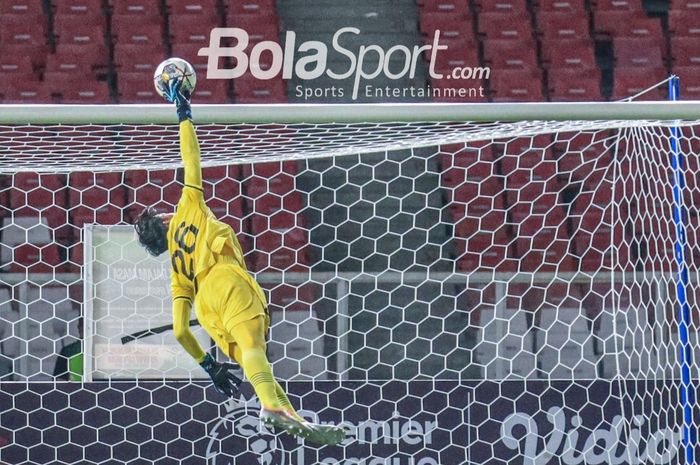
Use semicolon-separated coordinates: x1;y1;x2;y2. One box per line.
192;78;231;103
170;42;210;75
483;39;538;64
4;243;63;273
672;37;700;66
117;72;162;103
9;173;66;209
52;0;106;26
1;0;44;15
53;43;108;70
114;44;167;72
669;11;700;38
265;283;317;312
0;82;51;103
534;0;585;12
166;0;218;15
484;43;538;70
489;69;545;101
234;75;286;102
512;226;571;272
111;0;162;17
45;74;111;103
420;13;475;42
670;0;700;8
595;14;663;40
426;40;480;71
541;41;596;69
455;229;516;272
0;55;34;75
475;0;527;13
225;14;280;43
592;0;643;10
614;38;664;68
112;15;165;46
673;66;700;99
169;12;221;44
127;169;180;211
548;70;602;101
478;13;534;41
226;0;277;15
68;172;126;214
53;15;106;44
537;12;591;41
612;67;667;100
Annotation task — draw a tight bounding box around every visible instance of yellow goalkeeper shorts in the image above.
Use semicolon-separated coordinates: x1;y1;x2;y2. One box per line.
194;264;269;354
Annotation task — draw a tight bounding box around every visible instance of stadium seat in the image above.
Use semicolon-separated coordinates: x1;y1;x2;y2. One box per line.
534;0;586;12
112;15;165;46
595;15;663;40
0;0;44;15
484;43;538;70
478;13;534;41
612;68;667;100
234;75;286;103
541;41;596;69
191;79;231;103
3;243;63;273
455;229;516;272
592;0;643;10
46;75;111;103
114;44;167;72
53;14;106;43
672;37;700;67
52;0;106;26
127;169;180;209
265;283;317;312
489;69;545;102
513;228;572;272
483;39;538;64
224;14;280;43
166;0;218;15
420;13;475;42
614;39;664;69
226;0;278;15
669;11;700;38
0;82;51;103
68;172;126;213
475;0;527;13
672;67;700;99
110;0;162;17
670;0;700;8
427;40;480;71
9;173;66;210
168;12;221;45
0;56;34;76
117;72;162;103
548;69;602;101
170;42;214;77
536;12;591;41
0;15;49;62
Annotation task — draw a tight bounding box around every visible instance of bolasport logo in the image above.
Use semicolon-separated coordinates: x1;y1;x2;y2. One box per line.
197;27;488;101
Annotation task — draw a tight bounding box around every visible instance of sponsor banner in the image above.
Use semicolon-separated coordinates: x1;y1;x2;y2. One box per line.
0;380;691;465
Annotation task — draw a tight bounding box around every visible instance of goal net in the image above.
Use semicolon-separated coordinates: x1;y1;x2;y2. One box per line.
1;102;699;465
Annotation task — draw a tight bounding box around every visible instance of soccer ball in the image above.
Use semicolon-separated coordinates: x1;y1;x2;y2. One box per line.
153;57;196;100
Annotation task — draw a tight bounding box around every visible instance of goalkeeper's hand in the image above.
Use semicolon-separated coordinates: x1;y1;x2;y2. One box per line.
161;77;192;122
200;353;242;398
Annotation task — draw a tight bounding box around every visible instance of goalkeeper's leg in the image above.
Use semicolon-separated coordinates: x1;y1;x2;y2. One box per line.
227;316;345;445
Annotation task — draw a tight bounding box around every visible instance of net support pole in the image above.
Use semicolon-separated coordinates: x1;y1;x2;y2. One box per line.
669;75;696;464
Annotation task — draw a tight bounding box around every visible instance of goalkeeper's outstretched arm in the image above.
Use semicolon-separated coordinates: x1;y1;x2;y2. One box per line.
179;119;203;192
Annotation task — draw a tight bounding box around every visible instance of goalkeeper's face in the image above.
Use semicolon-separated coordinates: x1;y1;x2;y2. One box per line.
134;206;169;256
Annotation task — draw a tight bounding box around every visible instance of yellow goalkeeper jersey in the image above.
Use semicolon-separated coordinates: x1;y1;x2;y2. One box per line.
166;120;263;308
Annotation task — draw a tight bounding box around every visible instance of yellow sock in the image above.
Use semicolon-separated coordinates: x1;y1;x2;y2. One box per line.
241;347;280;410
274;380;304;421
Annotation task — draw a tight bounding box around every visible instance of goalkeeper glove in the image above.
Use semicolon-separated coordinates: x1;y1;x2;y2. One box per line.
200;353;242;398
163;77;192;122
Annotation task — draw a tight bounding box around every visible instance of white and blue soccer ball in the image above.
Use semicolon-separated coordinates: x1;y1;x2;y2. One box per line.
153;57;196;100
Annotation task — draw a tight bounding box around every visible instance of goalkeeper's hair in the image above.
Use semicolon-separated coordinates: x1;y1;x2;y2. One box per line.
134;206;168;256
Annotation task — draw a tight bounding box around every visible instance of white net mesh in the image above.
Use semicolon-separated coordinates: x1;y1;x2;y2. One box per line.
1;110;700;464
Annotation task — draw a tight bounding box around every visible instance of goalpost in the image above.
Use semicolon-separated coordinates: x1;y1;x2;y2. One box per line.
1;100;700;464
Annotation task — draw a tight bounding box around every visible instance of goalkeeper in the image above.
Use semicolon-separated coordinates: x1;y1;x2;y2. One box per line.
134;78;344;446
